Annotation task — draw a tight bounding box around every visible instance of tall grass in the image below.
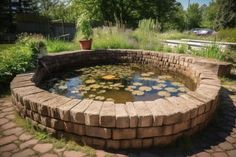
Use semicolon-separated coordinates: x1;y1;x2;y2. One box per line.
217;28;236;42
46;39;79;53
190;45;226;61
93;27;135;49
138;19;161;32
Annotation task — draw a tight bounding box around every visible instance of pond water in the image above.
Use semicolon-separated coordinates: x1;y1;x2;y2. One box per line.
40;63;195;103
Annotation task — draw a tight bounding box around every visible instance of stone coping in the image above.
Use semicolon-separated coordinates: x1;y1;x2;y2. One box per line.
10;49;222;149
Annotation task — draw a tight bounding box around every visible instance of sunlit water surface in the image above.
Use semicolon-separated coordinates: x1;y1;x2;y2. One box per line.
40;63;195;103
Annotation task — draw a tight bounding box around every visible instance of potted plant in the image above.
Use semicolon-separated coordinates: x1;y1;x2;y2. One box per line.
77;15;93;50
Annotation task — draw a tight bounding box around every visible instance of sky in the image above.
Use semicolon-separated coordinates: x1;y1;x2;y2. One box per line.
177;0;212;9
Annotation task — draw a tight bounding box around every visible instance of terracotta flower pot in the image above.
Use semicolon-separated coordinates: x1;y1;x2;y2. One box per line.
79;39;92;50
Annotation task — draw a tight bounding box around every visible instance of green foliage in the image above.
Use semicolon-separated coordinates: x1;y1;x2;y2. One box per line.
46;39;79;53
93;27;134;49
217;28;236;42
186;3;202;29
191;44;225;60
157;30;194;40
163;46;173;53
176;44;188;54
0;44;33;85
201;1;219;28
132;29;161;50
0;33;79;86
138;19;161;32
76;14;93;40
215;0;236;30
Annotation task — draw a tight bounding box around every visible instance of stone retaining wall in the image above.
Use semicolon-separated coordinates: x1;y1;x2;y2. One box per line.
10;49;222;149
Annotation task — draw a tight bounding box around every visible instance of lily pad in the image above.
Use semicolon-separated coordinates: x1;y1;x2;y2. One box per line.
128;85;137;89
157;91;171;97
124;87;134;92
152;85;163;90
178;87;187;92
102;75;118;80
132;90;144;96
71;90;79;94
58;85;67;90
139;86;152;92
95;96;105;101
147;72;155;75
133;82;143;86
83;87;91;91
141;73;151;77
85;79;96;84
172;82;184;86
97;90;106;94
165;87;178;93
158;75;172;80
89;84;101;89
88;94;96;98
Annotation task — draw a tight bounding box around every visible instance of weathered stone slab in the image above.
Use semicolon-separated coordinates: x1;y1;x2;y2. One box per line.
85;126;111;139
125;102;138;127
155;99;181;125
180;94;201;118
70;99;93;124
166;96;191;121
115;103;129;128
57;99;81;121
145;101;164;126
41;96;72;118
106;140;120;149
112;128;136;139
99;101;116;127
84;101;103;126
133;101;153;127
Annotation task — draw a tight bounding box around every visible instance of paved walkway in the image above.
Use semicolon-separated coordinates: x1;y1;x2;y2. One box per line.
0;85;236;157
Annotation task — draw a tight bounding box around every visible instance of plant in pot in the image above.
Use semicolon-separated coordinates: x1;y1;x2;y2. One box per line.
77;15;93;50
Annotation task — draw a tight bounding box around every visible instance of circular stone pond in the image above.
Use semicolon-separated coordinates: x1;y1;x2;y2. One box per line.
40;63;195;103
11;49;223;149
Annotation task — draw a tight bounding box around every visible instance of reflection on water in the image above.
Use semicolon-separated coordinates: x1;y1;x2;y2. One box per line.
40;63;195;103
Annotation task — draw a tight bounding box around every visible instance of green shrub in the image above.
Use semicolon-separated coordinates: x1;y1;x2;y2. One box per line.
93;27;134;49
0;34;79;87
0;44;33;84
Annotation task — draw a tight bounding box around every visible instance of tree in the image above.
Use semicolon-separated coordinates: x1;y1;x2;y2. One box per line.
136;0;181;31
163;2;186;31
186;3;202;29
201;1;219;28
215;0;236;30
